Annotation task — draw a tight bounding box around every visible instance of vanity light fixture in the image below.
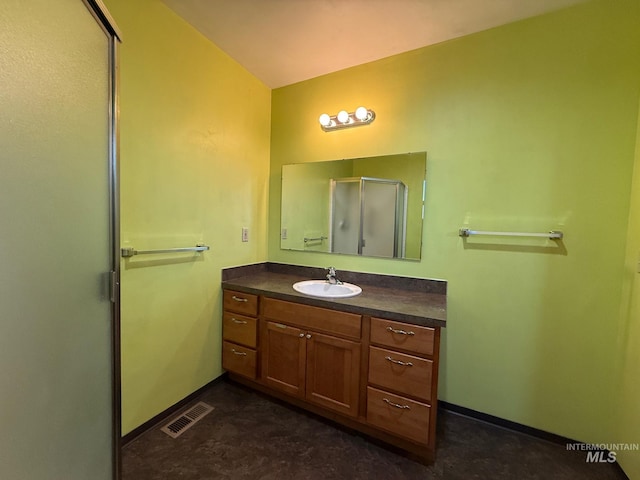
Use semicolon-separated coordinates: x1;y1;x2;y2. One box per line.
318;106;376;132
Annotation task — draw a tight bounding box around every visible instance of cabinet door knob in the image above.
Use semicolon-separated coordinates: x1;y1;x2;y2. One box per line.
299;333;305;337
385;356;413;367
386;326;415;336
383;398;411;410
232;295;248;303
305;334;312;339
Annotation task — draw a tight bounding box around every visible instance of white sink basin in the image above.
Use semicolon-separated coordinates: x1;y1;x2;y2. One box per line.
292;280;362;298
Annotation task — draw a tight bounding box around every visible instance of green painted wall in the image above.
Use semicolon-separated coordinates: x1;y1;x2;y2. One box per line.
104;0;271;434
281;160;351;252
616;97;640;478
269;0;640;451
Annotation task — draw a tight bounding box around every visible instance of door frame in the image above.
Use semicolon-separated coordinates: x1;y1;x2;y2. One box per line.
81;1;122;478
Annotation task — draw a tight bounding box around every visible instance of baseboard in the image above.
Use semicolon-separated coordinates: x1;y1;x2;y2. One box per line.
439;401;574;444
121;374;227;447
438;401;630;480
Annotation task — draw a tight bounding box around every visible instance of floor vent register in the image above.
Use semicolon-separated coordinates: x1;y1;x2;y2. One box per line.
160;402;214;439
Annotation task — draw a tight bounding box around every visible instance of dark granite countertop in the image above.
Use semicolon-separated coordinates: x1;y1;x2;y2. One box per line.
221;263;446;328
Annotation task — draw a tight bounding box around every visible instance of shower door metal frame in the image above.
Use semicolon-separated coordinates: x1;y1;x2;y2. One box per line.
81;1;123;478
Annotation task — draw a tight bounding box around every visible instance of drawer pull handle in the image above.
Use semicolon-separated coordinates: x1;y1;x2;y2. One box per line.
383;398;411;410
231;318;248;324
386;326;415;336
231;349;247;356
232;296;248;303
385;356;413;367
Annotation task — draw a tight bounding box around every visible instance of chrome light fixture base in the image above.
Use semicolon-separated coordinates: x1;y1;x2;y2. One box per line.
319;107;376;132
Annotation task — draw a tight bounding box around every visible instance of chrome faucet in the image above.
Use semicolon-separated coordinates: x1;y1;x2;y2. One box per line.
326;266;342;285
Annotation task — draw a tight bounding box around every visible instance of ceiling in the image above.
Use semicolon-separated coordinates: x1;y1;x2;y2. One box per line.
161;0;588;88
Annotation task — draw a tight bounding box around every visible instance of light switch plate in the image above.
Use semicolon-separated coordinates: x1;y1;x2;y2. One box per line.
281;228;287;240
242;227;249;242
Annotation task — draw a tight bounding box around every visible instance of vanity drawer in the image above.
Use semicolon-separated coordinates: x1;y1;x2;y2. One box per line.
261;297;361;340
223;312;257;348
368;346;433;401
366;386;430;445
370;317;435;356
223;290;258;316
222;341;256;380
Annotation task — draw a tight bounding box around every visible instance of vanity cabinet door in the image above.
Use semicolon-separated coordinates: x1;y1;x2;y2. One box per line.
370;317;435;356
224;290;258;316
222;341;257;380
306;332;361;418
223;312;257;348
368;346;433;401
260;320;306;398
366;387;430;445
222;292;259;379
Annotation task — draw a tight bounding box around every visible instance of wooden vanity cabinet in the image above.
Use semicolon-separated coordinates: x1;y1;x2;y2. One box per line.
222;289;442;463
305;331;360;417
260;321;306;397
367;317;440;456
221;290;259;380
260;298;361;418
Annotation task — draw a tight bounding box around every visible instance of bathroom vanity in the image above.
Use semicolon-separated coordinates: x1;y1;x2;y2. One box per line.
221;263;446;462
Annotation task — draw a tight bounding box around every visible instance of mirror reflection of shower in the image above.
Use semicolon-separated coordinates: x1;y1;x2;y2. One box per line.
279;152;426;260
330;177;407;258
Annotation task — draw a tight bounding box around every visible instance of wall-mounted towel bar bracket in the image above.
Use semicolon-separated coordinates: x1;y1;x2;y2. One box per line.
304;236;327;244
121;244;210;258
459;229;563;240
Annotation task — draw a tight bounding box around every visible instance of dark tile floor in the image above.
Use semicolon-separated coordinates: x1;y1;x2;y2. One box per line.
123;380;627;480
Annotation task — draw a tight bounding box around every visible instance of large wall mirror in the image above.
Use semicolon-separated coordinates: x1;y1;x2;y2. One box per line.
281;152;426;260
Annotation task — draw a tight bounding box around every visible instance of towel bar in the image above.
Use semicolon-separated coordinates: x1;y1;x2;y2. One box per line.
459;229;563;240
121;244;210;257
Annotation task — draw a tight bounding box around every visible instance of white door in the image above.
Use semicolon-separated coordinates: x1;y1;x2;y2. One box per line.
0;1;119;478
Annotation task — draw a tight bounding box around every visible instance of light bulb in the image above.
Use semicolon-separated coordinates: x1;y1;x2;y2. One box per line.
355;107;368;121
337;110;350;124
318;113;331;127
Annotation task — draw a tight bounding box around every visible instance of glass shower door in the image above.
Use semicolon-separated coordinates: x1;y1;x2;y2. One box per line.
361;179;402;258
0;0;118;478
330;178;407;258
331;179;361;255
